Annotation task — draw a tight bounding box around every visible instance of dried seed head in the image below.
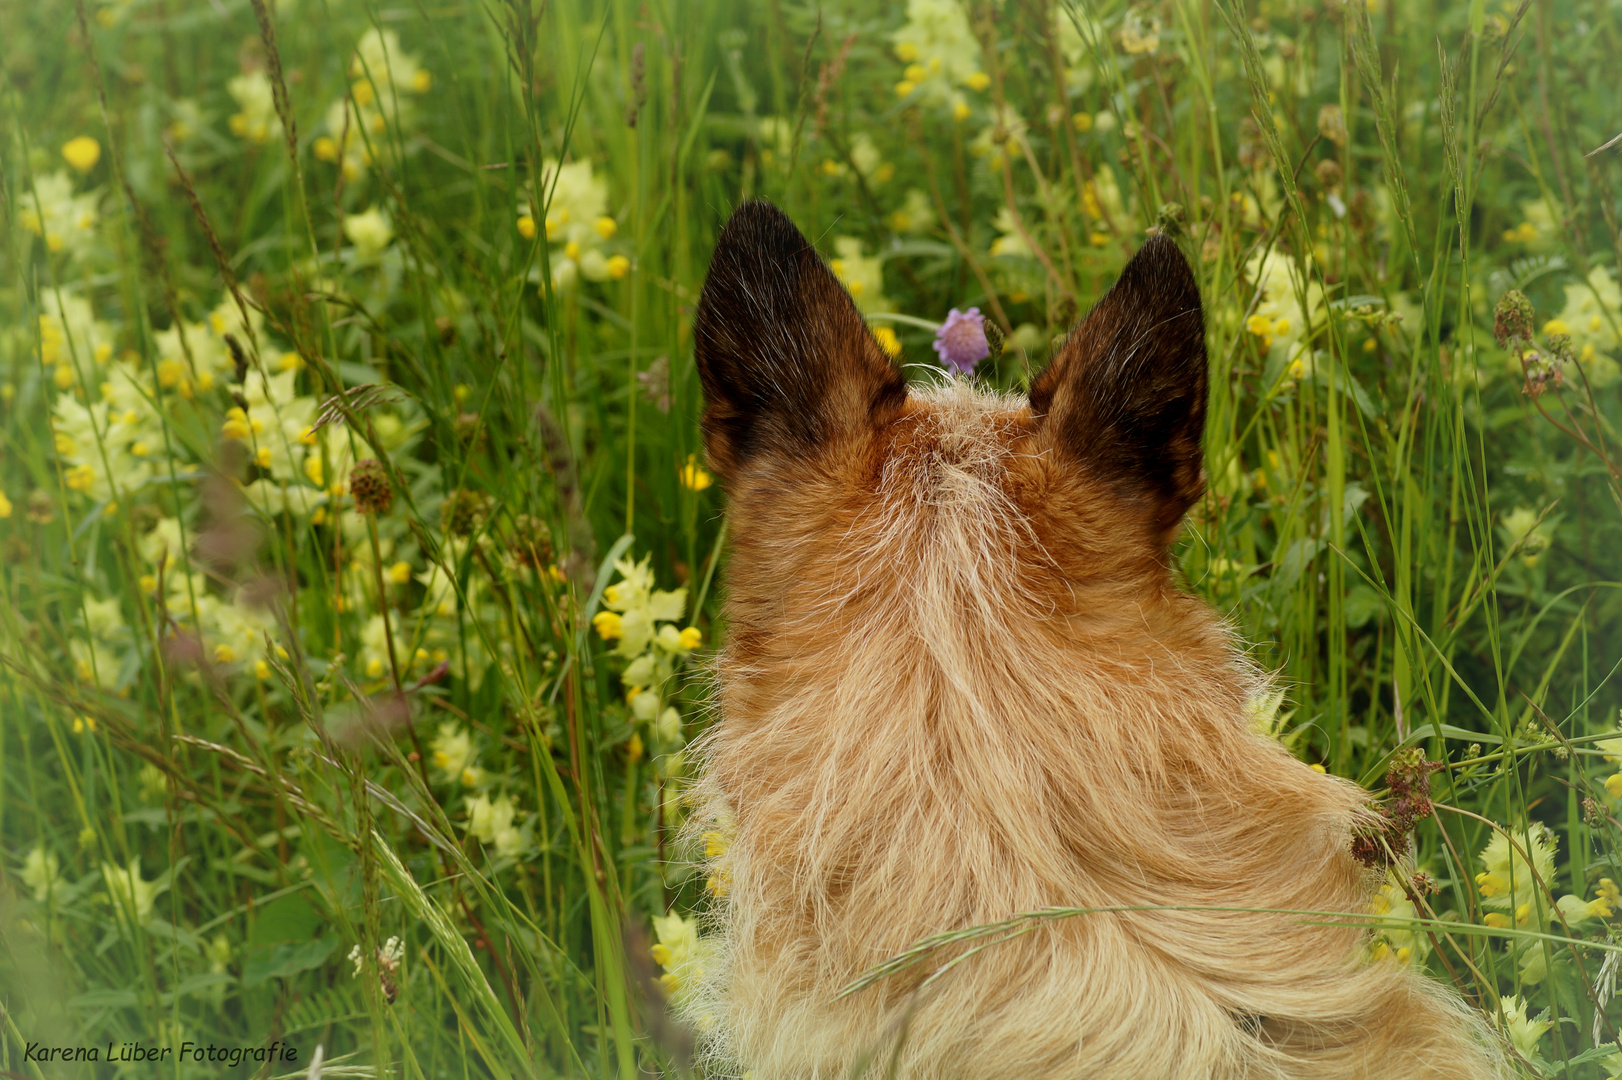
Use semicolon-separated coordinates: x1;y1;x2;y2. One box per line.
1519;350;1564;399
1155;202;1187;239
349;458;393;515
1314;158;1343;191
1353;749;1441;870
440;488;491;537
1545;333;1577;365
1493;290;1535;350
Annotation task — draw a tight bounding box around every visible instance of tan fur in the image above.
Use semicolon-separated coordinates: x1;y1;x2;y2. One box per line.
684;380;1504;1079
686;202;1506;1079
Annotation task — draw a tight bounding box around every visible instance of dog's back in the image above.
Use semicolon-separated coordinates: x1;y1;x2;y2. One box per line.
688;200;1505;1079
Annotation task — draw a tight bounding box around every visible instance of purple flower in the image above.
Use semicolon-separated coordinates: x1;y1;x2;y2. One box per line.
933;308;990;374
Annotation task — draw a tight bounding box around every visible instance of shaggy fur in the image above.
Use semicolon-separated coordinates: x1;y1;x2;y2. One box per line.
687;200;1507;1079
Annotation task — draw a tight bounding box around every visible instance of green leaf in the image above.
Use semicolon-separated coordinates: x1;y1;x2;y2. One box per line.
241;936;337;988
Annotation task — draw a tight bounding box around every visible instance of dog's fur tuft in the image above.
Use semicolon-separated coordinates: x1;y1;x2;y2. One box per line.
686;200;1507;1079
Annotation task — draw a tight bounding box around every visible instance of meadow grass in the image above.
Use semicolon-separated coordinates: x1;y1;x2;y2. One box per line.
0;0;1620;1076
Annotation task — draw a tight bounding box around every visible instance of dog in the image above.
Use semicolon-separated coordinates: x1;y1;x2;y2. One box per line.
685;199;1505;1079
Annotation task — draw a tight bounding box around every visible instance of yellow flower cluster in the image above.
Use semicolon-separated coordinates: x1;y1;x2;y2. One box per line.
1366;872;1426;965
467;793;528;858
227;71;282;145
313;29;432;180
102;858;165;923
527;159;628;288
431;724;482;787
591;554;698;746
702;824;733;898
20;171;99;257
829;237;889;315
891;0;987;118
343;207;395;260
1475;825;1556;914
1475;824;1615;982
1244;249;1322;370
650;911;712;1000
886;189;934;235
1549;267;1622;388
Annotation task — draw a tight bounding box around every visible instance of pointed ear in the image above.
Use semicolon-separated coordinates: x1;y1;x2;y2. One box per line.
1028;234;1207;540
693;200;907;480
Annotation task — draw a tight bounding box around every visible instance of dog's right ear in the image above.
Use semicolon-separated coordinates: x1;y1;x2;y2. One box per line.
693;200;907;481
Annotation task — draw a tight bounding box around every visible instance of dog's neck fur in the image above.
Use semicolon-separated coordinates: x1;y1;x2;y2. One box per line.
707;380;1273;949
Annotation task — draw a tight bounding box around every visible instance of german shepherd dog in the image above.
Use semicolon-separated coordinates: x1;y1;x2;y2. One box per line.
687;200;1505;1079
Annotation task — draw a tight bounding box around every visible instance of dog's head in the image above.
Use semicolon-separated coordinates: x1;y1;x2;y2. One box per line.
693;199;1208;631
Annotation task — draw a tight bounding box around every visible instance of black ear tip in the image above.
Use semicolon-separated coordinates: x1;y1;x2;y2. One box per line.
1135;231;1194;272
726;198;791;228
1122;232;1200;307
716;199;810;264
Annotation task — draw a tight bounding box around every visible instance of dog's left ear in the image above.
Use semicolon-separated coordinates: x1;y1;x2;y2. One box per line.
693;200;906;481
1029;234;1207;542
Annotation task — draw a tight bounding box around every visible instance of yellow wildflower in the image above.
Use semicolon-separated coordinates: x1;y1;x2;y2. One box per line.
872;326;902;357
61;136;101;173
22;847;61;902
593;610;623;640
650;911;711;1002
102;858;165;922
430;724;473;783
1597;878;1620;914
1476;825;1556;912
680;454;713;491
1500;995;1552;1060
